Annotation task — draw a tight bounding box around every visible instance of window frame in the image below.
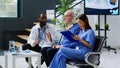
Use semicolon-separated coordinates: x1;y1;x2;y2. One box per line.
0;0;22;19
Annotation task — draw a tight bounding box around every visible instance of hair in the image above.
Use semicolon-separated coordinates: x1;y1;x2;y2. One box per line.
37;12;46;18
64;10;74;17
78;14;91;30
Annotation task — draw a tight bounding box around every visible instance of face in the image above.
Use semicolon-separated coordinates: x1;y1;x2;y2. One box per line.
64;12;73;24
38;14;47;26
77;19;85;29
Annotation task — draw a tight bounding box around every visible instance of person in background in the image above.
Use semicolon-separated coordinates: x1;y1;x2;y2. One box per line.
42;10;80;67
49;14;96;68
22;13;58;68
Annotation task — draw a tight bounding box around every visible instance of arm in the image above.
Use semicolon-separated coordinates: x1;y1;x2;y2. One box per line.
72;35;92;48
27;26;40;47
51;30;62;45
46;32;52;42
79;36;92;48
72;30;95;48
46;25;61;45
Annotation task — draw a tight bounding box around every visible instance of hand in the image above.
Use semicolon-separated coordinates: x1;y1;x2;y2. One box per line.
46;32;52;42
52;45;62;48
52;45;56;48
33;39;40;45
72;35;80;40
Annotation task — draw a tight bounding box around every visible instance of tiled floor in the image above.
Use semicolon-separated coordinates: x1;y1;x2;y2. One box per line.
0;49;120;68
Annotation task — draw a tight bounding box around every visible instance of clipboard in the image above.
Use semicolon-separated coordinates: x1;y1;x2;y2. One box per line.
60;30;79;42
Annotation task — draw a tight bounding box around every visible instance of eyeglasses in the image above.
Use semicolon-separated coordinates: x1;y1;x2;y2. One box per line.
64;15;72;17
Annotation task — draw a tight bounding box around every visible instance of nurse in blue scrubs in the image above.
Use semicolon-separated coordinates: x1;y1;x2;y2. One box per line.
49;14;96;68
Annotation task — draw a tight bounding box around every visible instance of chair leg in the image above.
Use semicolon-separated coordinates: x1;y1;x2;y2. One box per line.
93;65;98;68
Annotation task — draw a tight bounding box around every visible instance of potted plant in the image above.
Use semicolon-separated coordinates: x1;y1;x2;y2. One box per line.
57;0;73;15
53;0;73;30
105;24;109;30
95;23;99;30
52;18;66;30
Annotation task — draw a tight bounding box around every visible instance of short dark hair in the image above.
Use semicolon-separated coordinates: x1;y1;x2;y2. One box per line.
78;14;91;30
37;12;46;18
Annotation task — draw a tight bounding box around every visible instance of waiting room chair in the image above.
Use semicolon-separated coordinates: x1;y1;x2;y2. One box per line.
67;36;107;68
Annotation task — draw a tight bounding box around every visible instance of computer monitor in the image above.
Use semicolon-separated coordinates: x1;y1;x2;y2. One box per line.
84;0;119;15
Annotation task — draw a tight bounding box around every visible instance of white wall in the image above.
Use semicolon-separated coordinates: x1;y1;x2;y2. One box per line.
87;15;120;48
107;15;120;47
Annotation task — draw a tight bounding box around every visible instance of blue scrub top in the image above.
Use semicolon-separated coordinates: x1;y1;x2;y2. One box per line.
77;29;95;59
59;23;95;59
61;28;95;59
59;23;80;47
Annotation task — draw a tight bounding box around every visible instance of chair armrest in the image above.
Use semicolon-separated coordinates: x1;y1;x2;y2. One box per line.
85;52;102;66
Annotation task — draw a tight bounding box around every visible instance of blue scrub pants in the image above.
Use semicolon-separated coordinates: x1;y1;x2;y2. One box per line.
49;47;84;68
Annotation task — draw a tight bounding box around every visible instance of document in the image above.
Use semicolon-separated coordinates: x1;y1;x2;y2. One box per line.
60;30;79;42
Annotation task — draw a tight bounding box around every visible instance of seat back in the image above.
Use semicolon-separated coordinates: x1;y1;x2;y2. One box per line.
93;36;107;52
86;36;107;66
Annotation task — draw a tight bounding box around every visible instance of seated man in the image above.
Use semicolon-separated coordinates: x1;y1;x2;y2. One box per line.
22;13;59;68
41;10;80;67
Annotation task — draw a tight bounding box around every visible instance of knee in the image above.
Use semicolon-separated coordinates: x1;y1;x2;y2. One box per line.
58;47;66;54
47;48;59;56
41;48;47;54
59;47;65;52
22;43;31;50
47;48;53;55
41;47;51;54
